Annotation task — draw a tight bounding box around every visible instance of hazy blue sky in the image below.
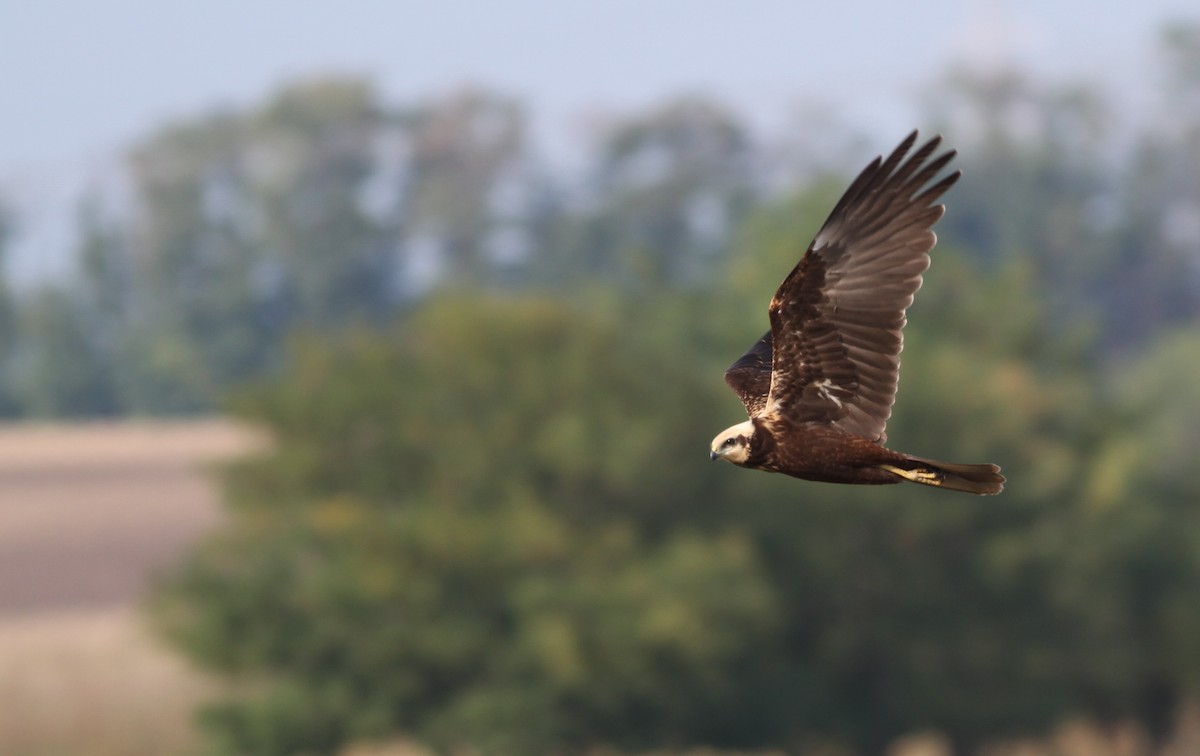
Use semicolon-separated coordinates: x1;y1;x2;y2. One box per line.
1;0;1197;279
5;0;1198;166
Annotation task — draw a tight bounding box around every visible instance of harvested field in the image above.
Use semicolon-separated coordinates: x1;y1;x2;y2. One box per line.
0;419;259;616
0;419;260;756
0;607;216;756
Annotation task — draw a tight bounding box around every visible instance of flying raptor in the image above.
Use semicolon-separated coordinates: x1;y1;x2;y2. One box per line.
710;131;1004;495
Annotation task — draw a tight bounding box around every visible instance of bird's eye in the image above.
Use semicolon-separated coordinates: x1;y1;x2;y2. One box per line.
723;437;736;448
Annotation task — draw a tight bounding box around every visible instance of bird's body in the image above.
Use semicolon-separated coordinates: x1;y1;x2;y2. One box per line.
710;131;1004;495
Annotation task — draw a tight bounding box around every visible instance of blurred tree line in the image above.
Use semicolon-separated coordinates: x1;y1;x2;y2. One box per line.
2;20;1200;755
0;28;1198;416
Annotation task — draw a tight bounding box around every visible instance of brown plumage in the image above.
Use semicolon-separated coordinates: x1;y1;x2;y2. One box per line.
710;131;1004;495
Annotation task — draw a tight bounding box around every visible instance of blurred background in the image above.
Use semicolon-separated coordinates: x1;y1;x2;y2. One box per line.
2;1;1200;754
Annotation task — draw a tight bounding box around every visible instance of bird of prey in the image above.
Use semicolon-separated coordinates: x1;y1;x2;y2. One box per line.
710;131;1004;495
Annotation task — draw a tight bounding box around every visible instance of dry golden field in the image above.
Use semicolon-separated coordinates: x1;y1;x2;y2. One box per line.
0;420;259;756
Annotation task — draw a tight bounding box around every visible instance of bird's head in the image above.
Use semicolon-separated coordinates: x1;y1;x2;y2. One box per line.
710;420;755;465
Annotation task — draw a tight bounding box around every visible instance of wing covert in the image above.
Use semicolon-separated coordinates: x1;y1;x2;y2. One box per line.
764;131;960;443
724;331;772;417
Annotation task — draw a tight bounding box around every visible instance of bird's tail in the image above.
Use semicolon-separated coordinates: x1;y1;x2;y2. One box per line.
879;456;1005;495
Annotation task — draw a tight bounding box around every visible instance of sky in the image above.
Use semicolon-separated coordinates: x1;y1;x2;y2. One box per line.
1;0;1197;281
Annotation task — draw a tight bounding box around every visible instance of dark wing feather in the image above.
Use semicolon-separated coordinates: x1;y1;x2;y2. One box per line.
764;131;959;443
724;331;772;416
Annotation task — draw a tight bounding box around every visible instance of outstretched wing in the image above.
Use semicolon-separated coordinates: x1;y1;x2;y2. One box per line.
764;131;959;443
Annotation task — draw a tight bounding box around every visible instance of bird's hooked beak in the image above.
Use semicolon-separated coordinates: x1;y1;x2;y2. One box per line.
710;420;754;466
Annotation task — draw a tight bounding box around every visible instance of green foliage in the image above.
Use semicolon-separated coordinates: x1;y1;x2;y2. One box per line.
0;197;16;416
574;97;755;289
8;287;118;416
156;296;785;754
156;254;1200;754
219;297;730;518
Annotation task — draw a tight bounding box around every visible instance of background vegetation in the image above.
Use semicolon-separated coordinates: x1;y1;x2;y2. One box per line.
3;21;1200;755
